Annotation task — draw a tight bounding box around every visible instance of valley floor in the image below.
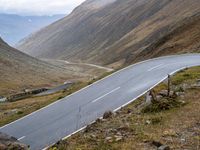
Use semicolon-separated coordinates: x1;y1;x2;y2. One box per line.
0;59;110;97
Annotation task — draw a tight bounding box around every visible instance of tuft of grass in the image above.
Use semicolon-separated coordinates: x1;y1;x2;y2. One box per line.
149;116;163;125
17;111;24;115
141;98;185;113
172;67;200;85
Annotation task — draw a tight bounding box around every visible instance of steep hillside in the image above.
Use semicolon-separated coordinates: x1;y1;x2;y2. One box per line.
0;14;64;45
18;0;200;67
0;38;89;96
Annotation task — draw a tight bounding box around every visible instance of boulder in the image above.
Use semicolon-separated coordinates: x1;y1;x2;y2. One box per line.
158;90;174;97
176;92;185;96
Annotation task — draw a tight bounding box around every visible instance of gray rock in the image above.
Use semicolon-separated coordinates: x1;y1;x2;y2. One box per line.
181;138;186;143
158;90;174;97
196;79;200;84
145;120;151;125
105;137;113;143
176;92;185;96
192;83;200;88
181;83;191;90
105;137;112;140
156;95;163;100
158;145;170;150
0;97;6;102
114;136;123;142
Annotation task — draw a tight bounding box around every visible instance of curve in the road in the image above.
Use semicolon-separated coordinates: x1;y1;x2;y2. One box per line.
0;54;200;150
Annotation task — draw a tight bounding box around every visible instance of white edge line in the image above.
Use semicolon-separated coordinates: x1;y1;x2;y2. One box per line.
92;87;120;103
0;54;199;130
42;65;200;150
18;136;26;141
147;64;163;71
42;123;95;150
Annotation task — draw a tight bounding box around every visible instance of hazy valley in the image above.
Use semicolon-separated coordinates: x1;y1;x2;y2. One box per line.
0;14;65;45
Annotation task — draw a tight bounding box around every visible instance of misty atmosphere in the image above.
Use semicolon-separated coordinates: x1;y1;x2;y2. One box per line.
0;14;64;45
0;0;200;149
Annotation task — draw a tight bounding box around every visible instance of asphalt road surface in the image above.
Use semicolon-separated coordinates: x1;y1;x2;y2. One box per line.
1;54;200;149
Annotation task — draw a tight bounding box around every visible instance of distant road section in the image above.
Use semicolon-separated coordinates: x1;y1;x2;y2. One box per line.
0;54;200;149
36;82;73;96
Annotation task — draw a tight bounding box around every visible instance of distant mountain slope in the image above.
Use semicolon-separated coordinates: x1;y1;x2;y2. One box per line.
18;0;200;68
0;37;81;96
0;14;64;45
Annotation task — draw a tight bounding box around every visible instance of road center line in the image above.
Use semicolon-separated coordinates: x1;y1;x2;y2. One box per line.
148;64;163;71
18;136;26;141
92;87;121;103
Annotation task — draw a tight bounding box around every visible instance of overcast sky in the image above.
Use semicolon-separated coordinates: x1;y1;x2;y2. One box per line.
0;0;85;16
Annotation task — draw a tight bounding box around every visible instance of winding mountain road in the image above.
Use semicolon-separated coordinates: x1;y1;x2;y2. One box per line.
1;54;200;150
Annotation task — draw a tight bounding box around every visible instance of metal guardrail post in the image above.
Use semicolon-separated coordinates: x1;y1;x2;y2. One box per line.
167;74;171;97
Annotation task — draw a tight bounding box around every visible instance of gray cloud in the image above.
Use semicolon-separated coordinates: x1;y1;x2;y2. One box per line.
0;0;85;15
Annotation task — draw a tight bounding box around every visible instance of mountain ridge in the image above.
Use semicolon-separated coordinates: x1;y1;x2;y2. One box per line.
18;0;200;68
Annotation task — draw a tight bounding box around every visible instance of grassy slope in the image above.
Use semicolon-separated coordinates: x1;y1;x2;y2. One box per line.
122;13;200;66
50;67;200;150
105;4;200;68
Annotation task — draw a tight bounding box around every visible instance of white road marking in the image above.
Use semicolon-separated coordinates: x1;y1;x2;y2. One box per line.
92;87;121;103
63;60;114;71
148;64;163;71
64;61;70;64
18;136;26;141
